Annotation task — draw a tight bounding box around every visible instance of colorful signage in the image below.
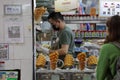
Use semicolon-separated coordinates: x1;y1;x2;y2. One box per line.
99;0;120;17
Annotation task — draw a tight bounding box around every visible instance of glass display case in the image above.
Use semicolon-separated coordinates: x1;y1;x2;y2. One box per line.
34;0;107;80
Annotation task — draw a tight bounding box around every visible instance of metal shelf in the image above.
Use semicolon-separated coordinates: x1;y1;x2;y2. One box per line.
65;20;106;24
36;69;95;73
36;69;95;80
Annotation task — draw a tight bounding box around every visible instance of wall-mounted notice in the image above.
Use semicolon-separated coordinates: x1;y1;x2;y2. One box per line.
4;5;22;15
99;0;120;17
0;43;9;59
0;70;20;80
55;0;78;12
4;16;24;43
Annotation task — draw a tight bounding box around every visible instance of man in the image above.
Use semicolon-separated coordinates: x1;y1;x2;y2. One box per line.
48;11;75;58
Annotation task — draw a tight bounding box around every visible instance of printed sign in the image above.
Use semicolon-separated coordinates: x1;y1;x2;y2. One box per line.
4;5;22;15
4;16;24;43
99;0;120;17
0;70;20;80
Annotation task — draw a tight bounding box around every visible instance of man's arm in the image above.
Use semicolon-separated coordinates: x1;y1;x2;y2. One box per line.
49;44;69;55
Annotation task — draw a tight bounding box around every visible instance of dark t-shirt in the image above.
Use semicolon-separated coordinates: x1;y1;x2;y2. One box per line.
58;26;75;55
57;26;75;68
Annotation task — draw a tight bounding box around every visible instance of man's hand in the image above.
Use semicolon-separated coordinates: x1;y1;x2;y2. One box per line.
36;42;49;54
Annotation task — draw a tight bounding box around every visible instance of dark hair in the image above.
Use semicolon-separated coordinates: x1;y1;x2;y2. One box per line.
47;11;64;21
104;15;120;43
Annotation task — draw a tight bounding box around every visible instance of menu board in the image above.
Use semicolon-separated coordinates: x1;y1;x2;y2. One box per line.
99;0;120;17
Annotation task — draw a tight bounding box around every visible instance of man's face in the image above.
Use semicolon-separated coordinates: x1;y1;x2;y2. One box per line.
48;18;60;31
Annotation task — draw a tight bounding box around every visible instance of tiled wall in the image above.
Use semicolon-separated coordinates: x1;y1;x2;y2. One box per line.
0;0;33;80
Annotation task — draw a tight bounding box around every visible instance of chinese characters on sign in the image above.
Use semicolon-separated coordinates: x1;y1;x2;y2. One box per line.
99;0;120;17
4;5;22;15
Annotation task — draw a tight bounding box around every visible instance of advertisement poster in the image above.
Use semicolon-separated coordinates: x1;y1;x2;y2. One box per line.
4;16;24;43
99;0;120;17
0;43;9;59
55;0;78;12
0;71;19;80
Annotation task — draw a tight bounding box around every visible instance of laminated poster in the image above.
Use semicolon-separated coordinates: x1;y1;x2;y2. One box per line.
0;43;9;60
0;71;19;80
99;0;120;17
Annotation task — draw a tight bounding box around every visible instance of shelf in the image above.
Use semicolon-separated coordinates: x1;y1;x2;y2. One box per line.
82;37;105;39
36;69;95;80
63;14;107;24
65;20;106;24
36;69;95;74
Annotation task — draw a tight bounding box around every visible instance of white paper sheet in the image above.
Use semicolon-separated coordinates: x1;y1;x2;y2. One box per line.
4;16;24;43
